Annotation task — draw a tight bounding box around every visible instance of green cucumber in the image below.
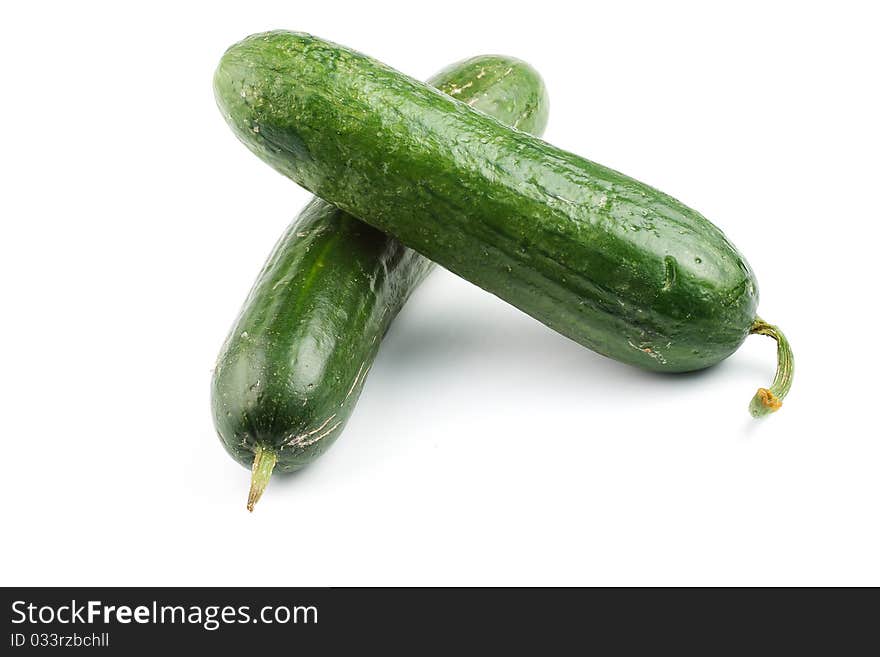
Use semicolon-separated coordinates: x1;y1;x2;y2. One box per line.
214;31;793;416
212;55;549;510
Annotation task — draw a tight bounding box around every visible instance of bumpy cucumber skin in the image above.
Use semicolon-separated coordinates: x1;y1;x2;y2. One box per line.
214;31;759;373
212;56;549;472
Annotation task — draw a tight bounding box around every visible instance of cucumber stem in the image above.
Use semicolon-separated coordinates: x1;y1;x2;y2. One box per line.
748;318;794;418
247;445;277;512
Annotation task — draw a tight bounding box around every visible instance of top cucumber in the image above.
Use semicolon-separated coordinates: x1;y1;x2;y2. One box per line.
214;31;793;413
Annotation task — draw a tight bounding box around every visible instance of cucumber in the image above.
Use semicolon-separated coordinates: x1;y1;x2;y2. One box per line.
214;31;793;416
212;55;549;510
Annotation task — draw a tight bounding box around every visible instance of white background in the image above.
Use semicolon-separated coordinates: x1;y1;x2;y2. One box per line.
1;1;878;586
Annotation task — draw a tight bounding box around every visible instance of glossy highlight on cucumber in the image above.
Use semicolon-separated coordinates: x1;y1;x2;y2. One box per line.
213;31;793;416
211;54;550;510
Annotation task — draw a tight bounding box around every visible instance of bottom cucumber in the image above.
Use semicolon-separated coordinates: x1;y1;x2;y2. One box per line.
211;55;549;510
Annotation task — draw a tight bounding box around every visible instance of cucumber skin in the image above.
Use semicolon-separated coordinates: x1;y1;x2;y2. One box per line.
214;31;760;373
212;56;549;472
